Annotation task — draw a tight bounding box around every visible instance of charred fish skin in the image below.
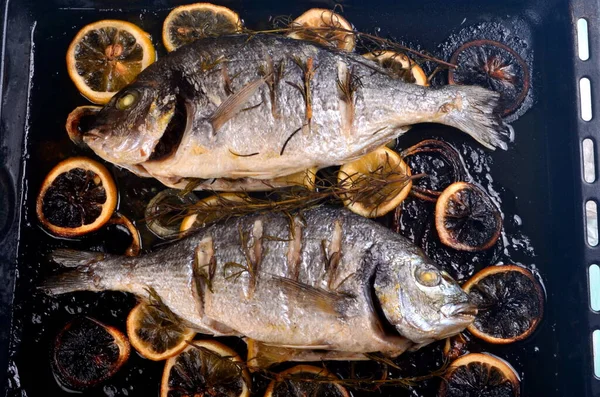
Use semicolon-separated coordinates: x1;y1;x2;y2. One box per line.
84;34;510;188
42;207;475;358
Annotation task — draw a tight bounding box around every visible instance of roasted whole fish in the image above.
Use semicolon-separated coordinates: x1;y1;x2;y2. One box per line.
43;207;476;363
82;34;510;190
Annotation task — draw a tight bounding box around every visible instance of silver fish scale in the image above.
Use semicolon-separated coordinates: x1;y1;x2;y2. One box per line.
182;37;349;156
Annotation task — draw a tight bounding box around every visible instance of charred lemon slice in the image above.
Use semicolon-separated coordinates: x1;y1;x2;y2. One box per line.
338;147;412;218
264;365;350;397
439;353;520;397
108;213;142;257
180;193;248;235
435;182;502;251
36;157;117;237
161;340;250;397
127;302;195;361
52;317;130;391
288;9;355;52
67;20;156;104
462;265;544;344
162;3;242;52
363;51;428;86
400;139;467;202
448;40;530;116
66;106;101;147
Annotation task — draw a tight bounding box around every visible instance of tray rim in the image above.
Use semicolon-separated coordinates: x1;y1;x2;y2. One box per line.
0;0;597;395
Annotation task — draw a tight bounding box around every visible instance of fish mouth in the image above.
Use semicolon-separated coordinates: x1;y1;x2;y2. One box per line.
148;95;188;162
441;302;478;321
77;111;100;137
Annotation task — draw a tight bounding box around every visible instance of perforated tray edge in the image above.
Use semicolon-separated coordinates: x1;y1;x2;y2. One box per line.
570;0;600;395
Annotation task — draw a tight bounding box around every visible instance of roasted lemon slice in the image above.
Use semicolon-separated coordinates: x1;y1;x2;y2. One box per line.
162;3;242;52
272;167;318;191
52;317;130;391
439;353;520;397
146;189;199;239
287;8;355;52
161;340;250;397
448;40;529;116
127;302;195;361
363;50;428;86
67;20;156;104
435;182;502;251
36;157;117;237
338;147;412;218
462;265;544;344
264;365;350;397
108;213;142;257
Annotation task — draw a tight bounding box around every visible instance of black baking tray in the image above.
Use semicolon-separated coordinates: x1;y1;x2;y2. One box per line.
0;0;597;396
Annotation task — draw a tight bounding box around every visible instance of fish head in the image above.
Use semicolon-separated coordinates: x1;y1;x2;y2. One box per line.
374;253;476;343
82;82;183;165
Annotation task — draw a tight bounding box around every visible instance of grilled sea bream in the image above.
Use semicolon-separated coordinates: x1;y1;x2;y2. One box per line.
43;207;476;362
82;34;510;190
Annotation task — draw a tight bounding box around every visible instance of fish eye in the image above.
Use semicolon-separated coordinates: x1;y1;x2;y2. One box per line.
415;268;441;287
116;92;138;110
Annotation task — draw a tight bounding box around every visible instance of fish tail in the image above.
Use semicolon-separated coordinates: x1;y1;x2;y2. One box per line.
40;249;108;295
440;85;512;151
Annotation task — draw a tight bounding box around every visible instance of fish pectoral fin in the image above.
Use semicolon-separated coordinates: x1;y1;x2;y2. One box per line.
271;275;351;315
246;339;290;369
210;76;266;132
246;339;369;369
261;343;332;350
229;171;276;178
49;248;106;267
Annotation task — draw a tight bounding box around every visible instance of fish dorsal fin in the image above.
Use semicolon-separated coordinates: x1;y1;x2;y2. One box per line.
271;275;351;315
210;76;266;132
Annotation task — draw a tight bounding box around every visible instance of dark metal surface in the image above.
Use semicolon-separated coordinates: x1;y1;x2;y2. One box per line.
0;0;596;396
572;0;600;396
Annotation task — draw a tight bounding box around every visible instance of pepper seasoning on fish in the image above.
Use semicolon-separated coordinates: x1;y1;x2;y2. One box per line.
82;34;510;190
42;207;476;363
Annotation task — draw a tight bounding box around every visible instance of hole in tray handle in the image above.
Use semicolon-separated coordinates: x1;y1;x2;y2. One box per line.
594;330;600;378
590;265;600;312
580;78;593;121
586;200;598;246
578;18;590;61
584;138;596;183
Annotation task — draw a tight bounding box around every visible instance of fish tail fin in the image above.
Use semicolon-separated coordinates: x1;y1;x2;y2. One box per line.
441;85;512;150
40;249;108;295
41;268;97;295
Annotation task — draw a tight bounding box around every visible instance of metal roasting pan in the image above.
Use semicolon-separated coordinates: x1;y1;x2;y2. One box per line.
0;0;598;395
